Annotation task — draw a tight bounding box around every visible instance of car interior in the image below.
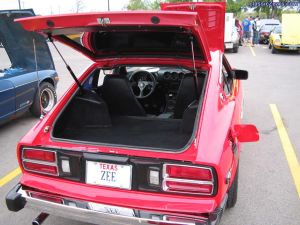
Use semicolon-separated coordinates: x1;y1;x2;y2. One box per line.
52;66;208;151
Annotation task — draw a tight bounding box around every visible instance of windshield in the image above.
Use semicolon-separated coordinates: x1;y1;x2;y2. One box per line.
274;26;282;34
91;31;203;59
260;24;280;32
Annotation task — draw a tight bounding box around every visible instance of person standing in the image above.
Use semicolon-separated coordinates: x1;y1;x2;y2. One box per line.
242;16;251;46
255;16;261;44
251;17;257;46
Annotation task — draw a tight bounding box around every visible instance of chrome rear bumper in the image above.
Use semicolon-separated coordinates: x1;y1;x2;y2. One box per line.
6;184;227;225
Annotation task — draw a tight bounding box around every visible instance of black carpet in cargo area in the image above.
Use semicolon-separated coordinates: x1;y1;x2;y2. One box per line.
60;116;190;150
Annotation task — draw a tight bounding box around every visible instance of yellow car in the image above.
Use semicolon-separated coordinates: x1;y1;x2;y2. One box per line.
269;14;300;54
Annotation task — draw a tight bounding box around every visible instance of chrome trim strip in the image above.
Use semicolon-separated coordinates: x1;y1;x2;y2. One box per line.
18;187;207;225
164;177;214;185
15;80;37;88
0;87;14;93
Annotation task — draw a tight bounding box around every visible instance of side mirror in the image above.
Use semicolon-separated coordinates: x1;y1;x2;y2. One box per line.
232;69;248;80
231;124;259;142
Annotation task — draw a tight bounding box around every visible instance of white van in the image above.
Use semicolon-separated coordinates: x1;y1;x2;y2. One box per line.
224;13;240;53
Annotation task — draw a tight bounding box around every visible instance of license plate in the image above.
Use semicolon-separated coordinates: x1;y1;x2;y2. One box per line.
225;43;233;49
89;202;135;217
289;46;297;50
86;161;132;189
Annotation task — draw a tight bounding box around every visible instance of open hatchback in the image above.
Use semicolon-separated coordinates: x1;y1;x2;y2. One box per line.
6;2;259;225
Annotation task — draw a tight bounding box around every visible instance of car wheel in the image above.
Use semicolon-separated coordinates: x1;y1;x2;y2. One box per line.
271;45;278;54
30;82;57;117
227;164;239;208
268;43;272;49
233;46;239;53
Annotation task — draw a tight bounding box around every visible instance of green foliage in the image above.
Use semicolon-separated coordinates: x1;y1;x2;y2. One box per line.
126;0;149;10
126;0;193;10
126;0;300;18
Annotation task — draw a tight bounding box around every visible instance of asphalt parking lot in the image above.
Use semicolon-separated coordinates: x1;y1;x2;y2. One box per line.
1;43;300;225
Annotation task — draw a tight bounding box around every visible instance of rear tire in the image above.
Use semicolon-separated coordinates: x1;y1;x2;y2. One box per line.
268;43;272;49
233;46;239;53
30;82;57;117
227;165;239;208
271;45;278;54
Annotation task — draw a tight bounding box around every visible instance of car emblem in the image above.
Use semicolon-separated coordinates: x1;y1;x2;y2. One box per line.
97;18;110;26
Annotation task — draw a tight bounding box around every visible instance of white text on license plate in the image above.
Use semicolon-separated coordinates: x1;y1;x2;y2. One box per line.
86;161;132;189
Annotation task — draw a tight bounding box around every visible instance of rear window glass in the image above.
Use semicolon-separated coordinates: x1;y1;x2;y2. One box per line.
0;46;11;71
91;31;203;59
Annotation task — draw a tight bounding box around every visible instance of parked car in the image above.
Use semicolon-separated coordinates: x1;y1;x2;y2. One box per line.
269;14;300;54
0;9;58;126
224;13;240;53
6;3;259;225
259;19;280;44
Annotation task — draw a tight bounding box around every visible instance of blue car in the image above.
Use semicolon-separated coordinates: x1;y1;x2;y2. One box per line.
0;9;58;125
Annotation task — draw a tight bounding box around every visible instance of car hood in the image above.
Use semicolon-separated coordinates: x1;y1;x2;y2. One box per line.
282;14;300;45
15;2;225;63
0;9;54;71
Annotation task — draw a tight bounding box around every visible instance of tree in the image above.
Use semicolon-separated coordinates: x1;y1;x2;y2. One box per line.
127;0;149;10
74;0;85;13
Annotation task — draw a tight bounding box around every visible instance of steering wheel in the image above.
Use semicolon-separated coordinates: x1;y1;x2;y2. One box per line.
129;70;156;99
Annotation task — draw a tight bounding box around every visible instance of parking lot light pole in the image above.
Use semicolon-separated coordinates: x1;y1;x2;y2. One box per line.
108;0;110;11
18;0;21;9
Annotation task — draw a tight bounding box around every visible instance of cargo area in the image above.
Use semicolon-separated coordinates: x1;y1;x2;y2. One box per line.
52;67;207;151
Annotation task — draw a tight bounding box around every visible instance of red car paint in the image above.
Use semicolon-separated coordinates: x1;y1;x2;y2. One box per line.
10;2;259;224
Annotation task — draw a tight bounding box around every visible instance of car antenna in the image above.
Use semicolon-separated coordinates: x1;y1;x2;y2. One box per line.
190;36;199;100
47;34;84;92
33;38;44;119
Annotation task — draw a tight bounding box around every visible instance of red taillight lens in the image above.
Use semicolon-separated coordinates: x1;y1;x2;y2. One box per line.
166;165;212;181
22;148;58;176
163;164;214;195
23;162;58;175
165;181;213;194
164;215;204;224
30;192;62;204
23;149;56;162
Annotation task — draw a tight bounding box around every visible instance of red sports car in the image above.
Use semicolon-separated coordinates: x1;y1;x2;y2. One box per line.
6;2;259;225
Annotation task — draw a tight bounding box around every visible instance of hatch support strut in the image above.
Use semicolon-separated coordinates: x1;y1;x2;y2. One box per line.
48;34;84;91
190;36;199;100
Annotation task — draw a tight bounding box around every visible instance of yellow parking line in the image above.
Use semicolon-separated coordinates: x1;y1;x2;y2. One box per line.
0;167;21;187
249;46;256;56
270;104;300;198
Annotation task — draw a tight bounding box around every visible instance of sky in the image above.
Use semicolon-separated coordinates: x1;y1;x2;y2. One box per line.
0;0;130;15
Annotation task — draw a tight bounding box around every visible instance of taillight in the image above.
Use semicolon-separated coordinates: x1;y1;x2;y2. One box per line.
162;164;215;196
30;192;63;204
23;149;56;162
23;162;58;175
22;148;58;176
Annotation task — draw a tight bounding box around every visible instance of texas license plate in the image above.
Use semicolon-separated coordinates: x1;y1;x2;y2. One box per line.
89;202;135;217
86;161;132;189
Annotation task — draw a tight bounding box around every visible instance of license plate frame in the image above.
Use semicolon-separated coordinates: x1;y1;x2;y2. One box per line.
289;46;297;50
85;161;132;190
